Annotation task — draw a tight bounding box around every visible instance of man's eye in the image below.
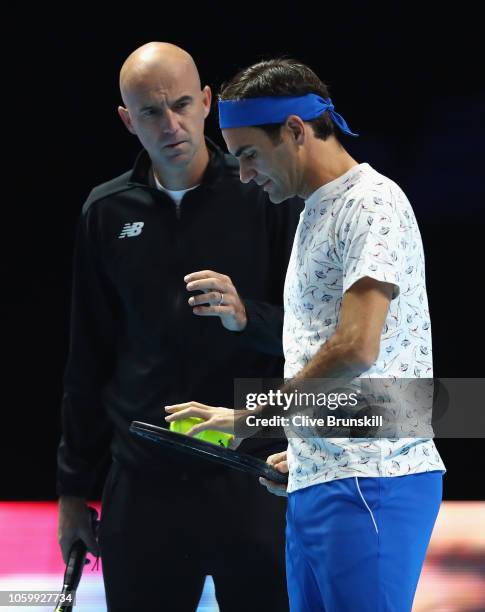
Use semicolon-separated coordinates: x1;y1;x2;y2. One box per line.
175;101;189;110
245;152;256;161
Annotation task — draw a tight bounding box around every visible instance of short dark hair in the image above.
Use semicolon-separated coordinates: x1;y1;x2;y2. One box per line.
219;58;336;142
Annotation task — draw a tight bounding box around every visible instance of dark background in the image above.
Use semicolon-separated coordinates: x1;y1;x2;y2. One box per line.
3;3;484;499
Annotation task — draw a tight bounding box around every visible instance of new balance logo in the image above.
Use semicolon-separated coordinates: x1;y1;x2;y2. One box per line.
118;222;144;239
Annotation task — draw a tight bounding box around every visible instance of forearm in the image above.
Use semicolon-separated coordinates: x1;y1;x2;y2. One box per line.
57;390;112;497
59;495;87;507
254;329;372;420
286;331;370;391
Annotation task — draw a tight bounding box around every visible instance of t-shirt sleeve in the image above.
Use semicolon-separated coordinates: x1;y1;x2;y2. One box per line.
340;194;402;298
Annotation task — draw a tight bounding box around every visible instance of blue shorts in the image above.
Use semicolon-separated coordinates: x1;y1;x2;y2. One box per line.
286;471;443;612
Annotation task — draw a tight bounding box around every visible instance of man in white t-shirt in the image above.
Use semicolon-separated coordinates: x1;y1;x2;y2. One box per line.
166;58;445;612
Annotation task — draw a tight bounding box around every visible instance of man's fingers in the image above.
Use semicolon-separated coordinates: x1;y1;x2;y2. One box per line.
59;526;98;564
228;436;242;450
165;401;215;412
184;270;228;283
191;305;233;317
165;411;228;437
165;407;212;422
188;292;233;307
258;477;288;497
186;278;230;293
260;477;283;488
77;527;99;558
273;460;289;473
267;451;288;467
262;451;289;496
186;279;218;292
164;404;235;435
165;402;222;426
184;273;246;331
186;420;217;436
82;529;100;557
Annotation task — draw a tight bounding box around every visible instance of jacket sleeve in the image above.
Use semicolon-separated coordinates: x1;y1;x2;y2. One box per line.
238;299;285;356
238;197;303;356
56;200;118;497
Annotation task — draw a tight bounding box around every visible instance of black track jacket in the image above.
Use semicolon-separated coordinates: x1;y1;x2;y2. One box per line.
57;140;303;496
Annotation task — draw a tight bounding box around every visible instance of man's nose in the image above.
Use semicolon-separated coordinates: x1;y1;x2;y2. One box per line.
162;110;178;134
239;163;256;184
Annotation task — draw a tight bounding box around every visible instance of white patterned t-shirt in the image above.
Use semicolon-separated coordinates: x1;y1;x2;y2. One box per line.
283;163;446;493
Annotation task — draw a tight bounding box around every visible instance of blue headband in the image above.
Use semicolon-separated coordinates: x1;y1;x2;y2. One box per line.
218;93;358;136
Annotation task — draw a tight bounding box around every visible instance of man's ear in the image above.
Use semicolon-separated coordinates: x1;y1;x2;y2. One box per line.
202;85;212;119
285;115;306;145
117;106;136;135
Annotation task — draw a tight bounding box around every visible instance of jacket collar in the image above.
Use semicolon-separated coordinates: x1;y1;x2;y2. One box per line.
128;137;226;188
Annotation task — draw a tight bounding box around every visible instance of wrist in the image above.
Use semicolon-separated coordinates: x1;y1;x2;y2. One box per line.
59;496;87;508
253;405;264;417
236;408;262;438
235;305;248;331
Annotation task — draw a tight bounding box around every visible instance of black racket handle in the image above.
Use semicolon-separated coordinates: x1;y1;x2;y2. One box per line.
54;506;99;611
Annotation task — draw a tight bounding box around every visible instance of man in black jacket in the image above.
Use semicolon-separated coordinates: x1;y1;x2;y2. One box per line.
57;42;301;611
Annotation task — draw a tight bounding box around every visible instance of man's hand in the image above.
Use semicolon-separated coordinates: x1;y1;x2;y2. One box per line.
58;496;99;564
185;270;247;331
259;451;289;497
165;401;256;439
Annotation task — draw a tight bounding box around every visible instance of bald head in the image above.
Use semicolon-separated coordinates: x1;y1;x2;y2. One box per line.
120;42;201;106
116;42;211;187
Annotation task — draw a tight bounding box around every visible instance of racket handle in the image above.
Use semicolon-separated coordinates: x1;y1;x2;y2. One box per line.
54;507;98;611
